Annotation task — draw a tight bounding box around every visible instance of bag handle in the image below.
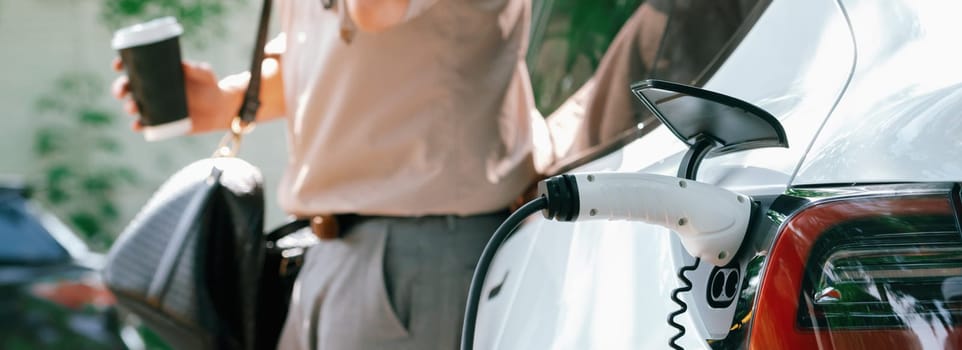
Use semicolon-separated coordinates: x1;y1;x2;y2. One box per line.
216;0;273;156
238;0;274;125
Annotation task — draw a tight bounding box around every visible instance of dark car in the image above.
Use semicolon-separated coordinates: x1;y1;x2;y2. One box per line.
0;184;133;349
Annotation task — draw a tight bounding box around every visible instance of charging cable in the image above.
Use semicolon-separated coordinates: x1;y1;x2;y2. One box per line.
461;196;547;350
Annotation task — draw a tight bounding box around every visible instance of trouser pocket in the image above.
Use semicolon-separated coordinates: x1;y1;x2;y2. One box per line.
374;229;412;338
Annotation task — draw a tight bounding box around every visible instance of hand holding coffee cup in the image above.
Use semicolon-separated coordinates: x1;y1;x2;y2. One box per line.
112;17;190;141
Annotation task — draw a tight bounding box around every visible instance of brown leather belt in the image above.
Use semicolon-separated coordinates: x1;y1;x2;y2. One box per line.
301;214;361;240
305;214;339;240
300;209;510;241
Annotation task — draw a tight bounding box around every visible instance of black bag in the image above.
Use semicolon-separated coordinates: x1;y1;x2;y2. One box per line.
102;0;312;348
103;158;266;349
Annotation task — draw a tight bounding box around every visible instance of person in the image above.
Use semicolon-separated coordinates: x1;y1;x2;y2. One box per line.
112;0;543;349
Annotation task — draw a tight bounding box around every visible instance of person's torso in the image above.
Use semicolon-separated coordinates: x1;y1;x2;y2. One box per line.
277;0;537;216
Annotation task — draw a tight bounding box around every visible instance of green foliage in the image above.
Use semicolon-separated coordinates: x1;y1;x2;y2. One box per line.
100;0;247;48
528;0;644;113
26;0;248;252
30;72;140;251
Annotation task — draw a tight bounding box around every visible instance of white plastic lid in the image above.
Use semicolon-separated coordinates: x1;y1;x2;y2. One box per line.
143;118;192;142
112;17;183;50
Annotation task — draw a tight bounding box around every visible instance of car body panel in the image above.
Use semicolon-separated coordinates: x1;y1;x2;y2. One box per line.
792;0;962;185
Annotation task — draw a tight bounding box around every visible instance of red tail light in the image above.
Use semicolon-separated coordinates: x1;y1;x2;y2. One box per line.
750;194;962;349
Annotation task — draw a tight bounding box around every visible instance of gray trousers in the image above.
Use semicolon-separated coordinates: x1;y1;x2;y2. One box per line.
277;212;507;350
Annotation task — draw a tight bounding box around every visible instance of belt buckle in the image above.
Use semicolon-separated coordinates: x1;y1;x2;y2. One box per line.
309;214;340;240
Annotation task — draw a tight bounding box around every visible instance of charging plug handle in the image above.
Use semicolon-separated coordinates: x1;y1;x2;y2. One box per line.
537;172;751;266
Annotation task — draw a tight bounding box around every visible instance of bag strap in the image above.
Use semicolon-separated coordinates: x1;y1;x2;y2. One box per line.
215;0;273;157
266;219;310;242
237;0;274;124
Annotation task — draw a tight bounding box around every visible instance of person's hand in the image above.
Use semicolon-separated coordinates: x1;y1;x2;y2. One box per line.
111;58;238;133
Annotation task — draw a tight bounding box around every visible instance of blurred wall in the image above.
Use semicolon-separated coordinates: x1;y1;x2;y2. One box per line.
0;0;289;248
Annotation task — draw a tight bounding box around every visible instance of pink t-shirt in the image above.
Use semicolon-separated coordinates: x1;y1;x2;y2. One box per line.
276;0;540;216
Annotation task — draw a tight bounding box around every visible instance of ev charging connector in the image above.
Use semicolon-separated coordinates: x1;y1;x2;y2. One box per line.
538;172;751;267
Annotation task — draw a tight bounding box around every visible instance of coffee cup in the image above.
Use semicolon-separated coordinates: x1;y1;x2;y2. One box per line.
112;17;190;141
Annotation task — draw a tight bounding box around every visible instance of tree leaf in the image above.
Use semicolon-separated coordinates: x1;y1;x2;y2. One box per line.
46;186;70;205
46;165;74;187
113;167;140;185
33;128;67;156
34;96;65;114
96;137;121;154
69;212;101;239
100;202;119;220
79;109;115;126
81;174;113;194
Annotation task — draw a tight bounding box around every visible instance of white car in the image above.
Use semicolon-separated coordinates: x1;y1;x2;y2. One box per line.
467;0;962;349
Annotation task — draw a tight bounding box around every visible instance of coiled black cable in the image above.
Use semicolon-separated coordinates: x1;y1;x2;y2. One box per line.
461;196;548;350
667;257;701;350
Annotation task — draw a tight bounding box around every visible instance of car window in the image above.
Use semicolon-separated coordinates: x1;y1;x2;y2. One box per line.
527;0;645;113
530;0;770;174
0;192;70;265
